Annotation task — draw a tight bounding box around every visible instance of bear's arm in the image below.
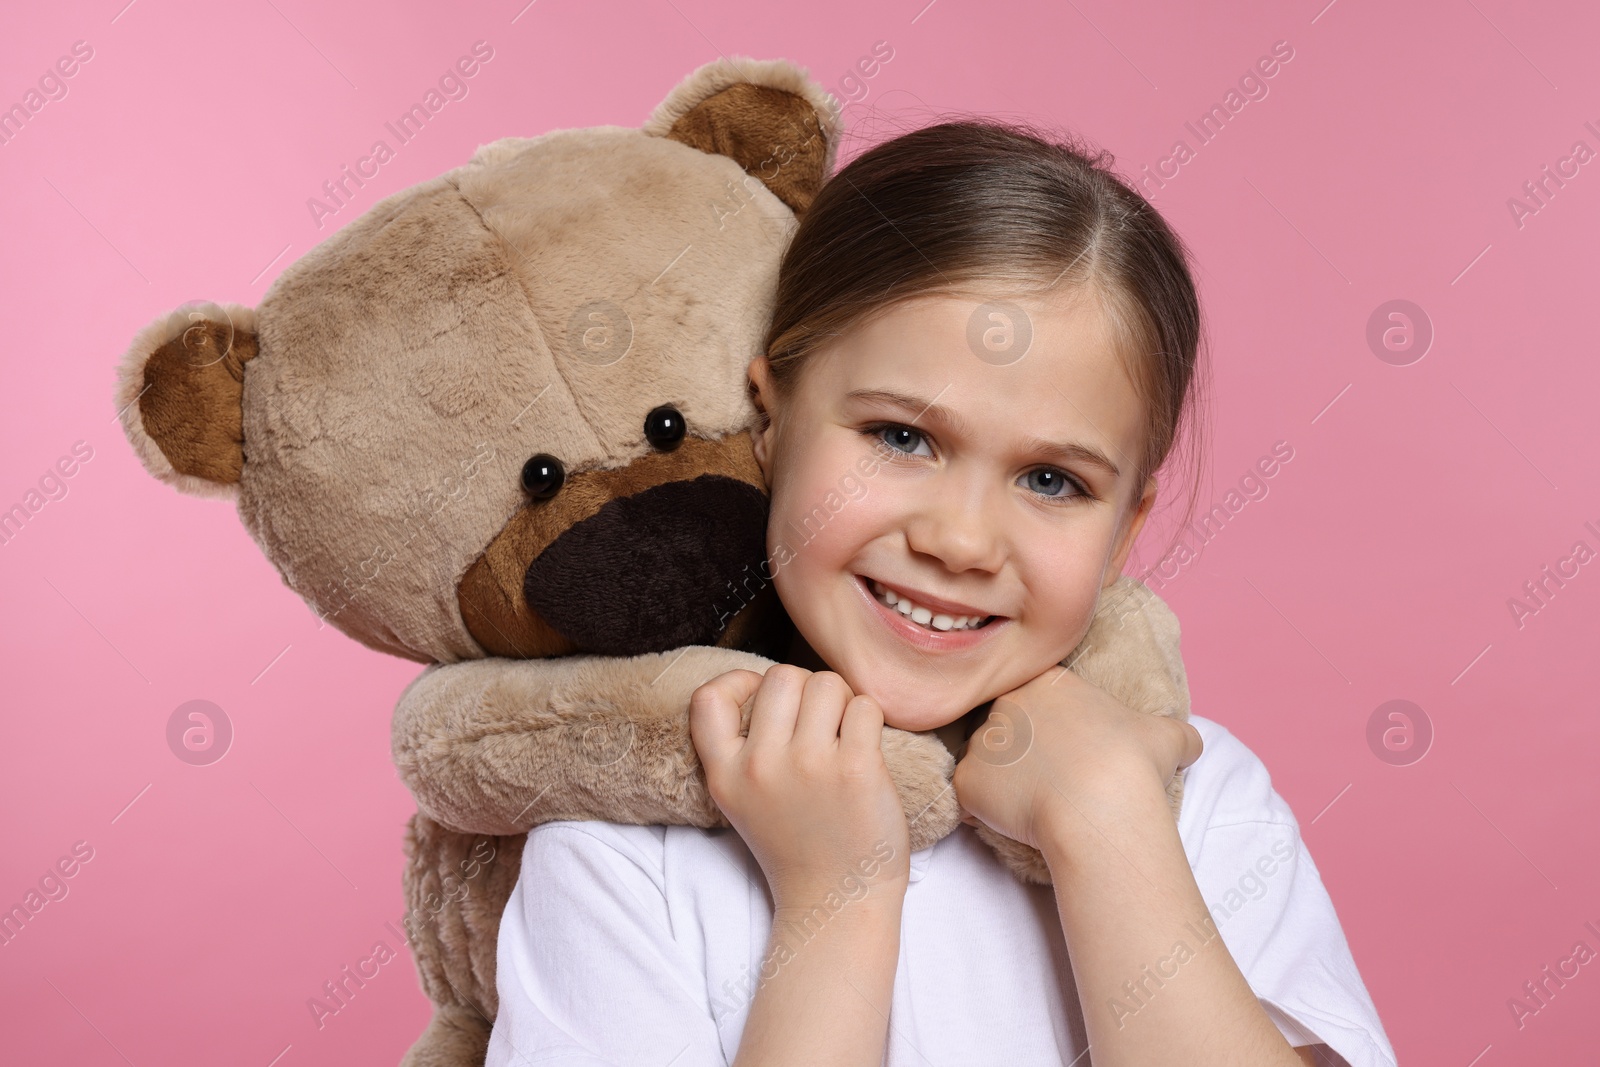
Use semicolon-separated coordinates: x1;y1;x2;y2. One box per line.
390;645;961;849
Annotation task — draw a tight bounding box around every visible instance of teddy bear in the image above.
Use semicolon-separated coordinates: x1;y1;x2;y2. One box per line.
113;55;1192;1066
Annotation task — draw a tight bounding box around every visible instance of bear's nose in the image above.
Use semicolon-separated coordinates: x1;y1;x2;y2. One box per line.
522;474;768;655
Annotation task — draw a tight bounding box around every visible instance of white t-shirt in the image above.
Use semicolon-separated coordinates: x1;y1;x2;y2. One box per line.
486;714;1398;1066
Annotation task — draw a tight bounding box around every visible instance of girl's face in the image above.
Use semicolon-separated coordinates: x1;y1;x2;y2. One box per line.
750;288;1157;733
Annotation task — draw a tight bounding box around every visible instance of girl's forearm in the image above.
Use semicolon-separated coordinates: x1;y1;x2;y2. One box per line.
1040;781;1304;1067
733;889;905;1067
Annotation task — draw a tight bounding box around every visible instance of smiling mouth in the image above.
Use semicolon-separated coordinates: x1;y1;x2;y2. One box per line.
861;576;998;633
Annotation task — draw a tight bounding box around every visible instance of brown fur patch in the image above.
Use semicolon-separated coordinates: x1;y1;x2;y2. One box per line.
138;321;258;484
664;83;829;215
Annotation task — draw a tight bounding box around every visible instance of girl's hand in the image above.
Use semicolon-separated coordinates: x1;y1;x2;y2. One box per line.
952;666;1203;853
689;665;911;910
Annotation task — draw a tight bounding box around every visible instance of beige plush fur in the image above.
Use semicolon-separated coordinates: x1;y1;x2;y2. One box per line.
112;54;1191;1067
392;645;962;845
235;123;795;664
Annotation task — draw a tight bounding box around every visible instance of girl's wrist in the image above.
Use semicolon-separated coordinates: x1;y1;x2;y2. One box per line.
768;834;913;918
772;873;908;926
1036;773;1176;879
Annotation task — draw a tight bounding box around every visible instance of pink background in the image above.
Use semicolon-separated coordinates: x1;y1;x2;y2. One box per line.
3;0;1597;1062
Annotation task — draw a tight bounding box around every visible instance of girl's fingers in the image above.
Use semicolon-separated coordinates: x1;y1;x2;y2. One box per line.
1175;721;1204;771
793;671;851;750
744;664;805;752
957;799;980;828
839;692;884;755
689;669;765;766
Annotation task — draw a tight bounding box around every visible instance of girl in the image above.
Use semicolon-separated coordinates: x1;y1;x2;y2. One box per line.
486;121;1396;1066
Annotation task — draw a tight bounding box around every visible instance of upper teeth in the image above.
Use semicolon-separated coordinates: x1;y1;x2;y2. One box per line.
870;580;989;631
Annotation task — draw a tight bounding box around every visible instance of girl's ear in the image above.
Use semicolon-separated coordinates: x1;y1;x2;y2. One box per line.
747;355;778;483
1104;475;1159;588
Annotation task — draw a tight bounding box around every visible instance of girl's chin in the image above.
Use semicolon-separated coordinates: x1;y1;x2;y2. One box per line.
877;699;975;735
835;668;982;734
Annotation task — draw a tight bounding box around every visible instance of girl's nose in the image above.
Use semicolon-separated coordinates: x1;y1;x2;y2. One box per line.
903;478;1006;573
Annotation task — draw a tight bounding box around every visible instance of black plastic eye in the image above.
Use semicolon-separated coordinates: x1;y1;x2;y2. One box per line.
644;405;686;451
520;454;565;499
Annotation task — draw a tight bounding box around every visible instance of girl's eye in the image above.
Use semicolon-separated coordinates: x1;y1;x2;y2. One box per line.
873;423;932;458
863;423;1091;502
1019;467;1087;500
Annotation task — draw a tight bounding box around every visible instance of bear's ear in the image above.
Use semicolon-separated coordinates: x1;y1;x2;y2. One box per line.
114;302;259;500
644;56;841;217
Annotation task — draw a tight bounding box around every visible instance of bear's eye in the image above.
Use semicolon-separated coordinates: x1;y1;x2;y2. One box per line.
520;454;565;499
644;405;686;451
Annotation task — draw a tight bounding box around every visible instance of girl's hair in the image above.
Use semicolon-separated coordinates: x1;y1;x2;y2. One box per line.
761;119;1211;563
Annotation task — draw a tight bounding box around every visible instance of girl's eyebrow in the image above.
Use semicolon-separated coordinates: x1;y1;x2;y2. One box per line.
843;387;1123;479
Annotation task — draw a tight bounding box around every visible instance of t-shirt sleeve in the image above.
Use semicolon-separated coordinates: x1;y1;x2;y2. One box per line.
485;821;728;1067
1180;720;1399;1067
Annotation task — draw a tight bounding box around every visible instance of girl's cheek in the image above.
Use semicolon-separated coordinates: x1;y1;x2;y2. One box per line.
1031;554;1104;649
772;445;890;545
815;485;892;556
